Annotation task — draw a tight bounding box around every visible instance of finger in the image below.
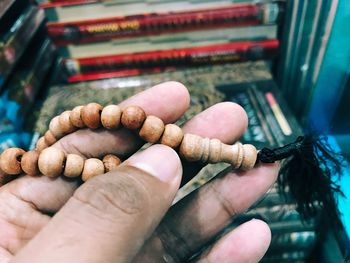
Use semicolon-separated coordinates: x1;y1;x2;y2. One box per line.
12;145;182;263
55;81;190;158
181;102;248;184
134;163;279;262
196;219;271;263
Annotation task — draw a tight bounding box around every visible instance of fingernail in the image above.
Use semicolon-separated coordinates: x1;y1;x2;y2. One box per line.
124;144;182;184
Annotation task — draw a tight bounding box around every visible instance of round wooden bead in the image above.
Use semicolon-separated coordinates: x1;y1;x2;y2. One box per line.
160;124;184;148
21;150;40;176
49;116;64;139
82;158;105;181
36;137;49;152
121;105;146;130
101;105;122;129
59;110;76;134
38;147;66;178
44;130;57;146
81;103;103;129
0;148;25;175
179;134;204;161
70;105;85;128
103;154;121;173
139;115;165;143
64;154;85;178
240;144;257;170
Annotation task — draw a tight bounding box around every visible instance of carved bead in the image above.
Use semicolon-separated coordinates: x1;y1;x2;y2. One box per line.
0;148;25;175
44;130;57;146
64;154;85;178
82;158;105;181
240;144;257;170
59;110;76;134
21;151;40;176
101;105;122;129
70;105;85;128
36;137;49;152
49;116;64;139
139;115;165;143
160;124;183;148
81;103;103;129
103;154;121;172
179;134;257;169
121;105;146;130
38;147;66;178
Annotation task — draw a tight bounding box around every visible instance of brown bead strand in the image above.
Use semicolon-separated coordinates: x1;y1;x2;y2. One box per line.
0;104;260;181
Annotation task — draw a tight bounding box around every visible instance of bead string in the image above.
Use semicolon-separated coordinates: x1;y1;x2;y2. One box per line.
0;103;257;181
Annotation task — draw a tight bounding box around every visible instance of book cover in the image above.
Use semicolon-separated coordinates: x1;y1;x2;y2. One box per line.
47;2;281;45
40;0;258;23
63;39;279;80
60;25;277;59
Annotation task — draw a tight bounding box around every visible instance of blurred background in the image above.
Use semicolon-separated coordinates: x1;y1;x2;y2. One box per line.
0;0;349;261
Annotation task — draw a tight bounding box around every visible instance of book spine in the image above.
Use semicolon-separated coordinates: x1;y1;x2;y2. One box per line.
63;39;279;79
0;7;45;89
47;3;279;46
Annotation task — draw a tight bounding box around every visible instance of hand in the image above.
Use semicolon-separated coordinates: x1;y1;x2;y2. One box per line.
0;82;278;263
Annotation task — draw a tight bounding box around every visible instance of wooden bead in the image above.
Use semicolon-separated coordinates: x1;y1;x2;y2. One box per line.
103;154;121;172
240;144;257;170
121;105;146;130
21;151;40;176
82;158;105;181
101;105;122;129
36;137;49;152
139;115;165;143
0;148;25;175
49;116;64;139
160;124;183;148
64;154;85;178
59;110;76;134
38;147;66;178
179;134;204;161
70;105;85;128
81;103;103;129
44;130;57;146
179;134;257;170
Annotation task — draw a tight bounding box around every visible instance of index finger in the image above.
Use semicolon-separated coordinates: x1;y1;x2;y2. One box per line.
54;81;190;158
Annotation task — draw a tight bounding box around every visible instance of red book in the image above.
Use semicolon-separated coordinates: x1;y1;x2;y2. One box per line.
63;39;279;81
47;3;280;46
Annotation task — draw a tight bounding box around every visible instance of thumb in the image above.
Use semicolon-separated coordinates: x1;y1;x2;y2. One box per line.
12;145;182;263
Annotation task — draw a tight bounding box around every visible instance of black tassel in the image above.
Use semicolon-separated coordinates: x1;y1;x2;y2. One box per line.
257;135;344;222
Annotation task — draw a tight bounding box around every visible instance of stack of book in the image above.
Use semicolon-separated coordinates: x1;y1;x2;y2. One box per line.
0;0;56;151
38;0;282;82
